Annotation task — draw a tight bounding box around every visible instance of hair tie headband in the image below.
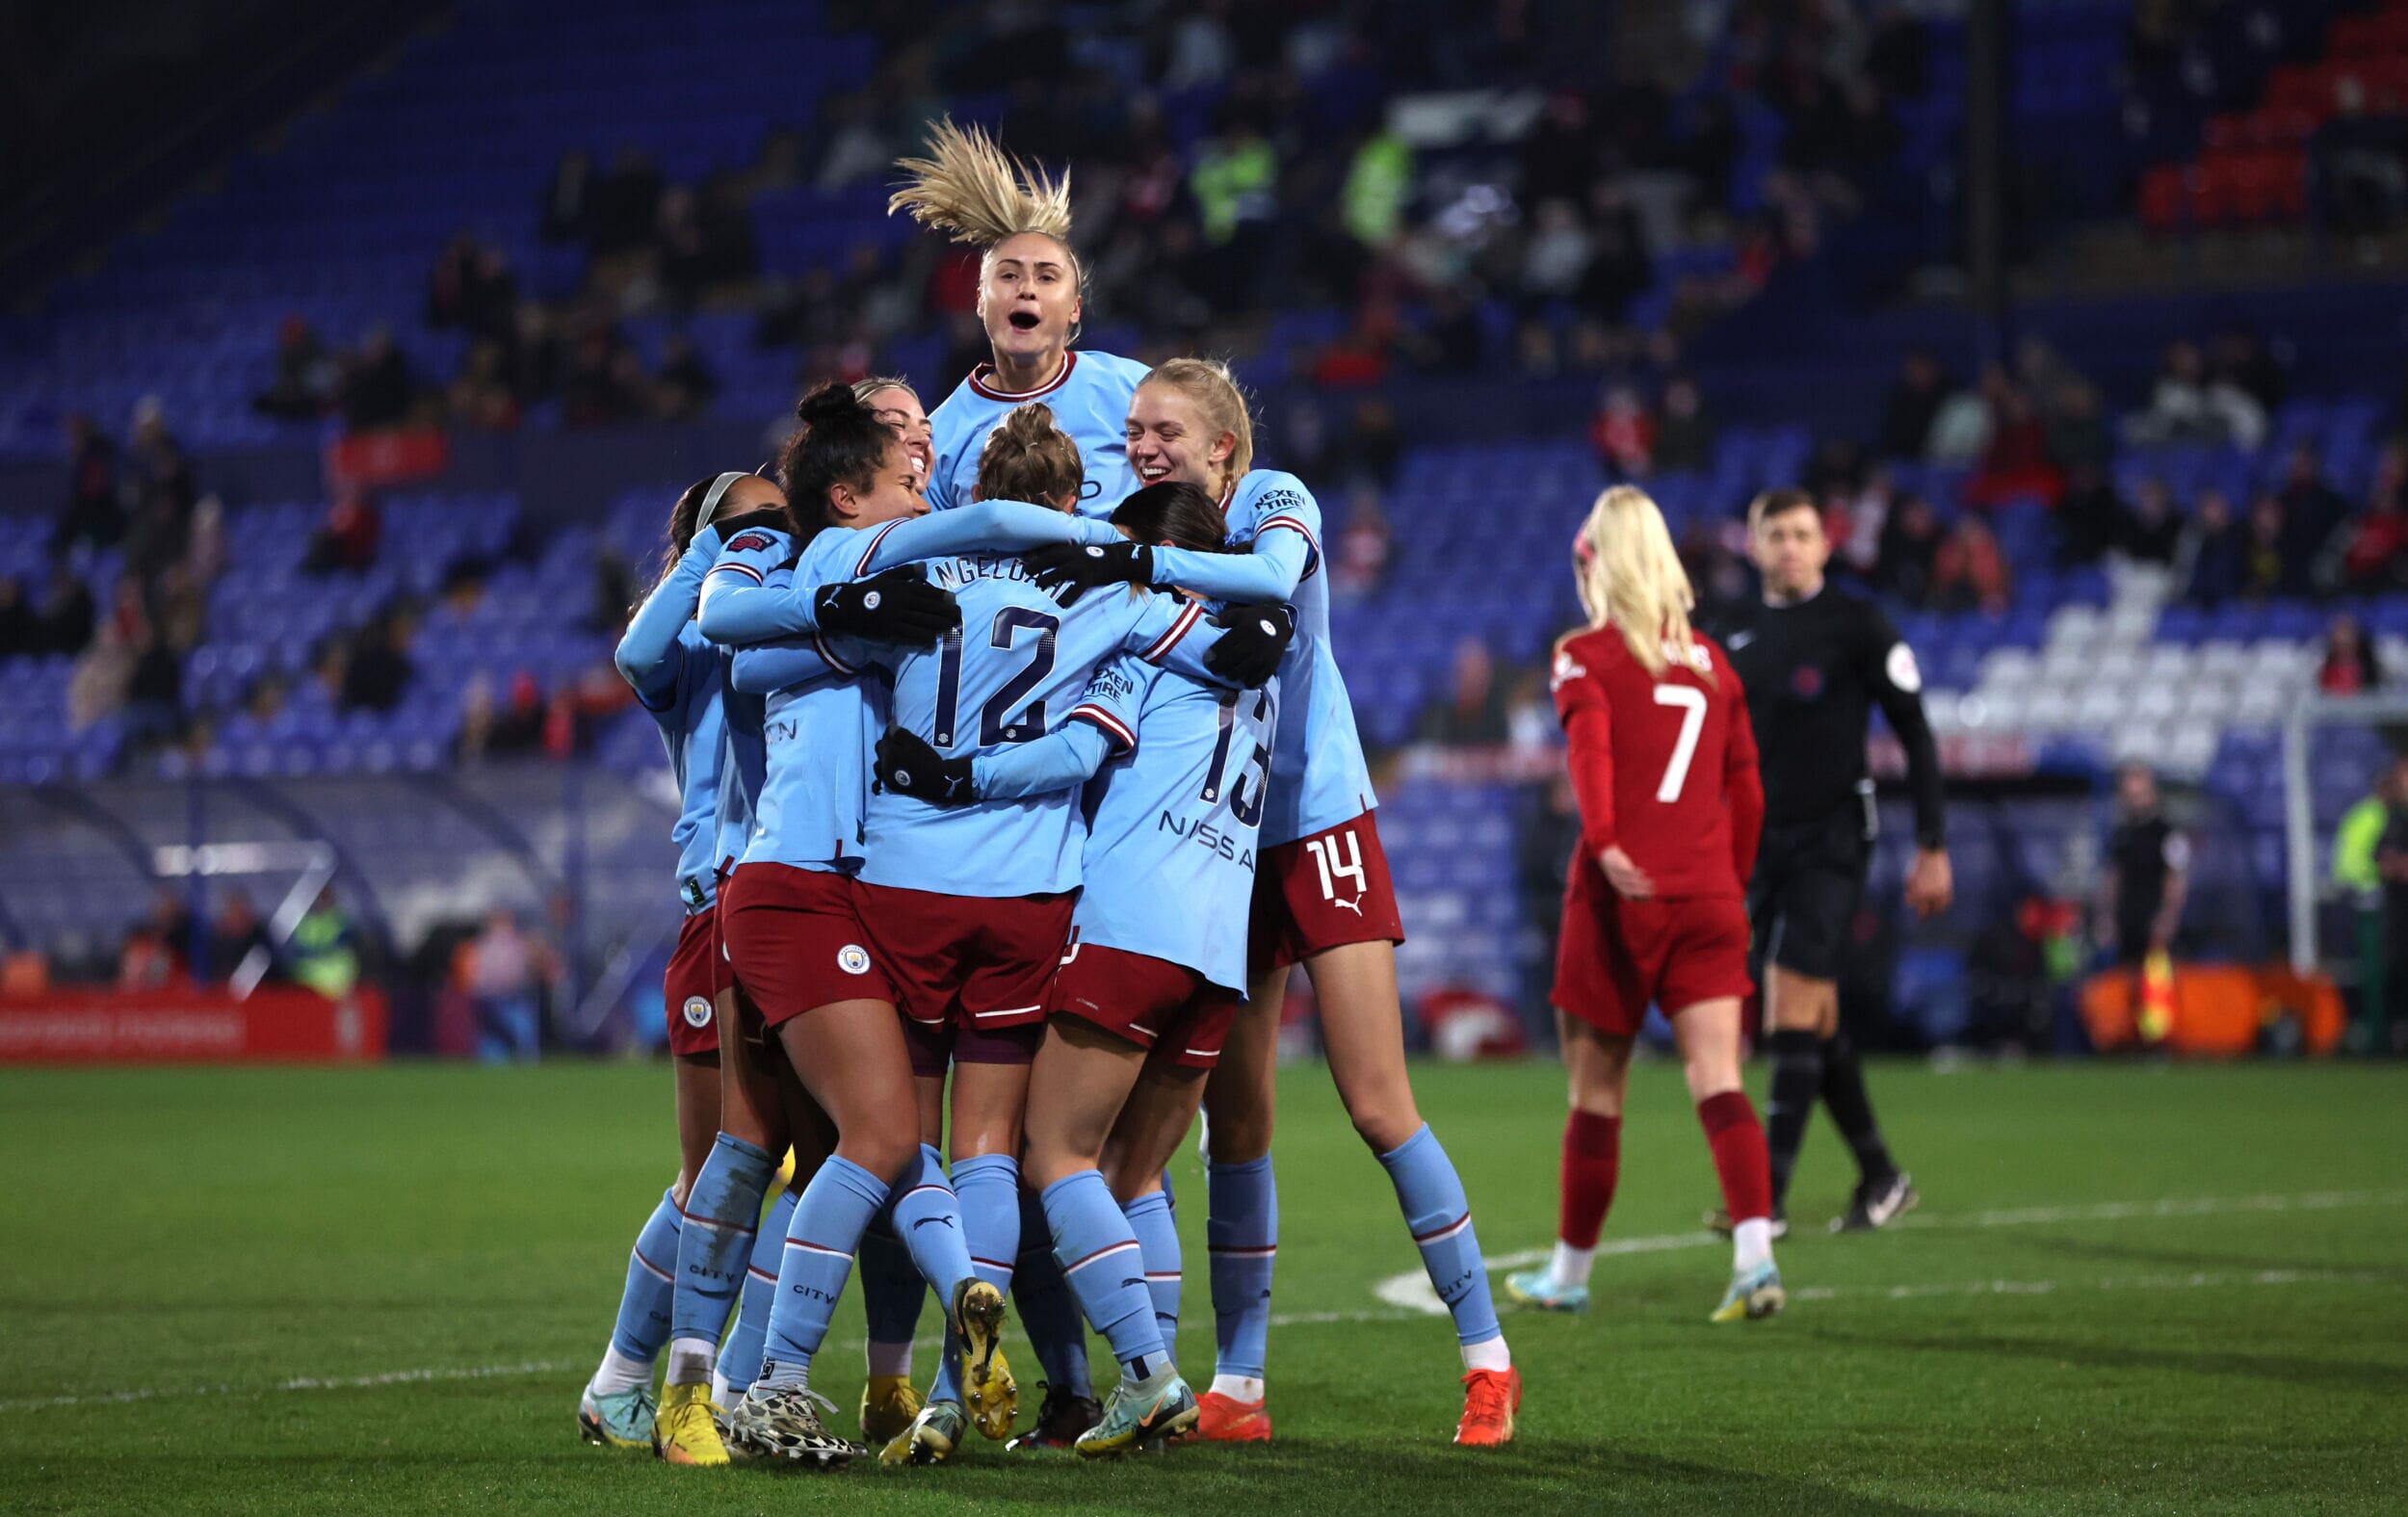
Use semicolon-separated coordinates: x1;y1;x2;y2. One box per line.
694;472;747;531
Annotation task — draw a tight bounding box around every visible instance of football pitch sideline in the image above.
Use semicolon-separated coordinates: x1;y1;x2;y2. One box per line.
2;1059;2402;1515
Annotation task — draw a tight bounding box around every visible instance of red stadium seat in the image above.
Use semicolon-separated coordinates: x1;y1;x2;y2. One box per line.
2264;67;2330;118
2193;156;2241;225
2139;165;2191;231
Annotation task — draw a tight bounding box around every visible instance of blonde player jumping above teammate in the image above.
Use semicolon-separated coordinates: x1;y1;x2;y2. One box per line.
890;118;1150;519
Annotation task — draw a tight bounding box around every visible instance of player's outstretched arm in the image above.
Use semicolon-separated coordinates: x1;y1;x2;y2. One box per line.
615;534;717;707
854;500;1117;577
1118;593;1270;691
1146;509;1315;606
969;721;1117;800
694;513;799;647
728;638;837;695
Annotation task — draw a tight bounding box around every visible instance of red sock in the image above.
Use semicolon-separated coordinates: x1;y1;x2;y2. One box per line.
1557;1110;1621;1249
1695;1090;1772;1224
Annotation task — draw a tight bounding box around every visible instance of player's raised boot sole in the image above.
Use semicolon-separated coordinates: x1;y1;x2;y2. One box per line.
950;1278;1011;1432
969;1343;1017;1441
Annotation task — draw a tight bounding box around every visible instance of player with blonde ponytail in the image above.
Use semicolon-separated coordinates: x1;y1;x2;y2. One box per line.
1504;485;1785;1324
891;119;1151;516
1025;356;1523;1448
1571;484;1713;681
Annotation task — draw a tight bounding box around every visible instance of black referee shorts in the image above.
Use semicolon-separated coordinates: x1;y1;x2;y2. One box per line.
1745;809;1869;982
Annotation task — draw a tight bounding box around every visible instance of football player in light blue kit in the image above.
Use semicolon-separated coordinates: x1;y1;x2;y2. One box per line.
887;118;1166;1446
692;385;1136;1466
875;479;1284;1458
576;468;781;1455
890;118;1149;519
824;405;1282;1464
1028;359;1521;1448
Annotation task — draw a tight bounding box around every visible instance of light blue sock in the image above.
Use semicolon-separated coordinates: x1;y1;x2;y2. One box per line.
1013;1184;1092;1399
884;1145;975;1295
1377;1124;1503;1350
608;1188;683;1364
885;1144;976;1404
857;1217;925;1378
1042;1170;1167;1379
1122;1190;1182;1346
1206;1157;1276;1379
933;1151;1020;1403
668;1134;775;1373
953;1152;1021;1295
719;1188;795;1399
756;1156;887;1390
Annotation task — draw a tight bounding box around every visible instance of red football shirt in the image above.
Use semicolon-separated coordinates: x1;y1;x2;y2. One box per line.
1551;625;1764;899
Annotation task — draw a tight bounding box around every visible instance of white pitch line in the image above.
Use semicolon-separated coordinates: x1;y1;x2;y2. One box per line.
1373;1188;2408;1315
13;1190;2399;1416
0;1358;579;1414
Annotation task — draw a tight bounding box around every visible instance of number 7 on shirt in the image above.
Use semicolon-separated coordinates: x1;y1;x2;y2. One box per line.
1653;685;1707;802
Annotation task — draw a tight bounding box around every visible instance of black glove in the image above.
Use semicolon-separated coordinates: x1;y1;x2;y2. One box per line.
1203;602;1296;688
874;726;978;805
708;505;790;545
1025;540;1154;606
813;564;960;646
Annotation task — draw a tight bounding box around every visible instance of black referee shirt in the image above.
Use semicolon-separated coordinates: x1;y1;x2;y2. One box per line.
1708;585;1947;849
2108;812;2186;929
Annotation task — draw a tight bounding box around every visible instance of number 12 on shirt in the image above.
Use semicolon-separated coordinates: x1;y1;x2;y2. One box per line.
933;608;1060;746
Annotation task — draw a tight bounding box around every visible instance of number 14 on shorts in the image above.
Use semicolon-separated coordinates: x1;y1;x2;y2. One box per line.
1306;830;1368;913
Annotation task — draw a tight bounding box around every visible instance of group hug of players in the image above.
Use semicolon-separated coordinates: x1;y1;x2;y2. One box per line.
577;122;1952;1473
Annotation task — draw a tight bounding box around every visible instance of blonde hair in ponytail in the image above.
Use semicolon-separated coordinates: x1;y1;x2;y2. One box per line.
1573;485;1712;684
1137;358;1255;497
974;403;1086;509
889;118;1080;287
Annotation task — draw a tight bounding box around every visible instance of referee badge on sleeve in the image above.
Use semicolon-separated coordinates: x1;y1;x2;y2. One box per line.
1885;642;1923;693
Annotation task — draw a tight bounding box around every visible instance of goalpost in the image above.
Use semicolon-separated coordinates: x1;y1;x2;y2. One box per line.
2281;690;2408;981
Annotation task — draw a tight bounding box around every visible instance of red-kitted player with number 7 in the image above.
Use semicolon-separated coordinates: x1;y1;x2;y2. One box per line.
1505;485;1786;1324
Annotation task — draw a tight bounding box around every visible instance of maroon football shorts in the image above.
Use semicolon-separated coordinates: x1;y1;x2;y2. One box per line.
1247;811;1405;978
1047;935;1240;1071
720;863;898;1029
1553;863;1752;1038
662;904;728;1056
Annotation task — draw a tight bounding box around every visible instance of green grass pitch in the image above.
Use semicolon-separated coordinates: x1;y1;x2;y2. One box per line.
3;1059;2403;1515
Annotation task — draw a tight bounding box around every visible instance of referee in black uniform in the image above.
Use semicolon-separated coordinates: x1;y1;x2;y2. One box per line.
1708;488;1951;1235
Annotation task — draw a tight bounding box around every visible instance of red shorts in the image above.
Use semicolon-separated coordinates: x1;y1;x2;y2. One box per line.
662;906;728;1056
1047;935;1240;1071
720;863;899;1028
1553;866;1753;1038
1248;811;1405;978
853;880;1074;1035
